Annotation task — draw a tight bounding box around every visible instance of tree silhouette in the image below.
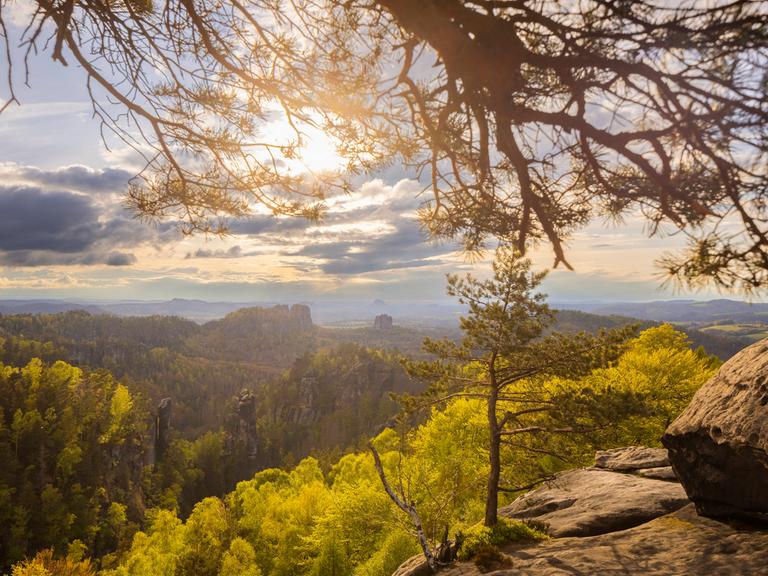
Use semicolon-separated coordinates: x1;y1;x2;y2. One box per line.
2;1;767;289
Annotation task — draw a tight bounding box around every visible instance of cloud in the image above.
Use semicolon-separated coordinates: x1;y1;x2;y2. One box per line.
292;217;454;274
228;216;311;236
186;245;244;259
105;252;138;266
0;185;101;253
0;182;176;267
12;164;133;194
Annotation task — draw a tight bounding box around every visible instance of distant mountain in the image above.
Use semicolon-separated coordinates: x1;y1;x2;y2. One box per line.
563;299;768;325
0;298;275;322
0;298;465;324
101;298;268;321
0;299;104;315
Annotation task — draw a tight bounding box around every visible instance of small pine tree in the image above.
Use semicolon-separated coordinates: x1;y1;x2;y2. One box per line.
403;249;634;526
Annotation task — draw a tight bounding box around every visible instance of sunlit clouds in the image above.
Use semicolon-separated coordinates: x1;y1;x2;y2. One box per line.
0;158;721;302
0;61;728;303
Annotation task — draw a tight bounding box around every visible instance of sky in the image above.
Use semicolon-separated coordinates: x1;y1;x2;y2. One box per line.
0;12;736;305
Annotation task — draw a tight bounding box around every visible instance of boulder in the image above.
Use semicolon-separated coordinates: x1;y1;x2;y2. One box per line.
662;338;768;522
433;505;768;576
499;468;689;537
594;446;669;470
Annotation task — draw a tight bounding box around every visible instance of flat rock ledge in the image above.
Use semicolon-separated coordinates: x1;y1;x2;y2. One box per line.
424;505;768;576
594;446;670;471
499;467;689;537
392;446;768;576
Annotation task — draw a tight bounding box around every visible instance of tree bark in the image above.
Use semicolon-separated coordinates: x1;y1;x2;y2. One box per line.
485;365;500;527
369;442;437;570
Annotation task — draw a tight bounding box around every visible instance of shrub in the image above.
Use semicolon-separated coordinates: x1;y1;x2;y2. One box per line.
456;518;547;561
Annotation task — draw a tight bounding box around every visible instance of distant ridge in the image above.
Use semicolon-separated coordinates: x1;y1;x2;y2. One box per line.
580;299;768;324
0;298;268;322
0;298;465;324
0;300;104;315
1;297;766;327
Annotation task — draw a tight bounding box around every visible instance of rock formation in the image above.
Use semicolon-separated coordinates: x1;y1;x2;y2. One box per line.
236;389;259;457
499;469;688;537
416;504;768;576
393;446;768;576
374;314;393;330
663;338;768;522
154;397;172;463
290;304;313;329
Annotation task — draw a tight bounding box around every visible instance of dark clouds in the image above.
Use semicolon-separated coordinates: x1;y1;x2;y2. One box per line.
228;215;310;235
0;182;174;267
186;245;243;259
105;252;137;266
15;165;132;194
293;218;452;275
0;164;450;280
0;186;100;252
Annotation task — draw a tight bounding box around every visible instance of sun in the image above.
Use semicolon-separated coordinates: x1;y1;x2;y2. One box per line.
258;112;346;175
296;127;346;173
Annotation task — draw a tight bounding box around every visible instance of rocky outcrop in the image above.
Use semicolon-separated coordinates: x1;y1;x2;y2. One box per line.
594;446;670;470
663;338;768;522
154;397;172;462
499;467;689;537
594;445;677;481
374;314;394;330
235;389;259;457
290;304;313;329
393;445;768;576
391;555;433;576
428;504;768;576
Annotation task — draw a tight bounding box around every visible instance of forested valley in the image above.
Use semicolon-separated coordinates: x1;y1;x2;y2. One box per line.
0;295;723;575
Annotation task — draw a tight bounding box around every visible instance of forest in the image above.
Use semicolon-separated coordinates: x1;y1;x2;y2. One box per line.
0;254;723;575
1;320;718;575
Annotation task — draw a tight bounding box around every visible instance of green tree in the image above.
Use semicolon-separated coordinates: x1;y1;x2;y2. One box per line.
403;250;633;526
353;530;419;576
219;538;261;576
0;359;146;570
580;324;720;446
309;538;352;576
175;497;230;576
11;548;96;576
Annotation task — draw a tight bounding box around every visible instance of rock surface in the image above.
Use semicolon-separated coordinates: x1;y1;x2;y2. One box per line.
499;468;689;537
594;446;670;470
154;397;172;462
429;505;768;576
392;441;768;576
635;466;677;481
663;338;768;522
391;555;432;576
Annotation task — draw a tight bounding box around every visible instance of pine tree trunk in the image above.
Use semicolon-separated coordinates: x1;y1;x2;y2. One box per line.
485;381;500;527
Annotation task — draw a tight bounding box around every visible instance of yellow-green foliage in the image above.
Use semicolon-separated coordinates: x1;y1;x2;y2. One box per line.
219;538;261;576
408;398;489;532
0;359;145;570
9;325;719;576
353;530;419;576
456;517;548;561
580;324;719;446
11;548;96;576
